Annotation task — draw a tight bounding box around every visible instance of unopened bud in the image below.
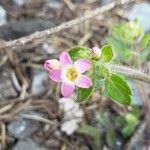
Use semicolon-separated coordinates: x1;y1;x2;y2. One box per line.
92;47;101;59
44;59;61;71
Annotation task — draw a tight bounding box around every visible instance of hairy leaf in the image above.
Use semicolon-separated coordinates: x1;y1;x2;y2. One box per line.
68;46;92;61
141;33;150;49
101;45;113;63
105;74;132;105
78;124;101;148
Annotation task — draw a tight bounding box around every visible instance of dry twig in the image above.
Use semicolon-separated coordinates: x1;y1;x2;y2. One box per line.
0;0;134;50
0;122;6;150
20;114;55;125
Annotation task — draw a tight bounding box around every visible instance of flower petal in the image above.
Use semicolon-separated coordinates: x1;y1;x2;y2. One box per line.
59;51;72;67
76;75;92;88
74;59;91;73
44;59;61;71
61;82;75;97
49;70;62;82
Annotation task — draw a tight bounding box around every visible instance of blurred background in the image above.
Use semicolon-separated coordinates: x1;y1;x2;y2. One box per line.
0;0;150;150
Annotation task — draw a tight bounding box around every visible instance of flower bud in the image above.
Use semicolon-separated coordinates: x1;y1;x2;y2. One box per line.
44;59;61;71
92;47;101;59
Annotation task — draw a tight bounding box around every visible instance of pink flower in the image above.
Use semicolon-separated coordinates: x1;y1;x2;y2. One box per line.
92;47;101;59
44;51;93;97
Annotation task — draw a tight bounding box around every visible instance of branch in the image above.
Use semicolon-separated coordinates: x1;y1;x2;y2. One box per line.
109;64;150;83
0;0;134;49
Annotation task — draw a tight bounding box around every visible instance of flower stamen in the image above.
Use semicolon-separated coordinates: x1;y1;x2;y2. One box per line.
66;68;78;81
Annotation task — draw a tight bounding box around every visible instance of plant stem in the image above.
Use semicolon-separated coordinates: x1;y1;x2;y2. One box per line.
108;64;150;83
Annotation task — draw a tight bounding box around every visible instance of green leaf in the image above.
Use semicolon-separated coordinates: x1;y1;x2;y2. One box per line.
122;113;138;137
101;45;113;63
68;46;92;61
107;19;143;62
76;63;109;102
140;49;149;63
108;36;133;60
124;19;143;41
106;129;115;147
105;74;132;105
98;65;111;79
95;112;110;126
78;124;101;148
141;33;150;49
76;86;93;103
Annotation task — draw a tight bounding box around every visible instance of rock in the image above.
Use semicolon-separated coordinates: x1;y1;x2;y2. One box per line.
42;43;56;54
7;111;42;139
31;70;48;95
8;118;39;139
13;139;46;150
101;0;114;6
129;142;147;150
0;19;55;40
12;0;24;7
80;146;90;150
128;2;150;32
0;5;7;26
112;138;123;150
45;139;60;149
130;81;143;106
47;0;62;9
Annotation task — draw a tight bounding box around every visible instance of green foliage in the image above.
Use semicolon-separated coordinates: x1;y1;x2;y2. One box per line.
68;20;146;105
76;63;97;102
121;113;138;137
69;45;132;105
106;129;115;147
96;112;116;147
78;124;101;148
95;112;110;126
105;74;132;105
116;107;140;137
68;46;92;61
79;108;139;148
140;33;150;62
101;45;113;63
108;19;143;61
140;50;150;63
141;33;150;49
76;86;94;103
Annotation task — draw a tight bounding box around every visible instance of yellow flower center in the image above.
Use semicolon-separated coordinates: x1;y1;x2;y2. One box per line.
66;67;78;81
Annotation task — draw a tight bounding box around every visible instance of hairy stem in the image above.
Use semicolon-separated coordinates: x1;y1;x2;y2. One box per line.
108;64;150;83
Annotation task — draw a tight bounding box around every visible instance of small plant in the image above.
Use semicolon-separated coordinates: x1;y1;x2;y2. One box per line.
78;108;140;149
44;45;132;105
108;19;150;63
44;19;150;106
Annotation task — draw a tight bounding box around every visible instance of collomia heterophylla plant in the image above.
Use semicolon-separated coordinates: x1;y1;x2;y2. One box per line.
44;45;132;106
44;19;150;106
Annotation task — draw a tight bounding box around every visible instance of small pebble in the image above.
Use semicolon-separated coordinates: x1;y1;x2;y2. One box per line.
12;0;24;7
31;70;48;95
47;0;62;9
13;139;46;150
8;111;42;139
0;5;7;26
128;2;150;32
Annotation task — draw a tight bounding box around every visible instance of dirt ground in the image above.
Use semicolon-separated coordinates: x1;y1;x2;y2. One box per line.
0;0;149;150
